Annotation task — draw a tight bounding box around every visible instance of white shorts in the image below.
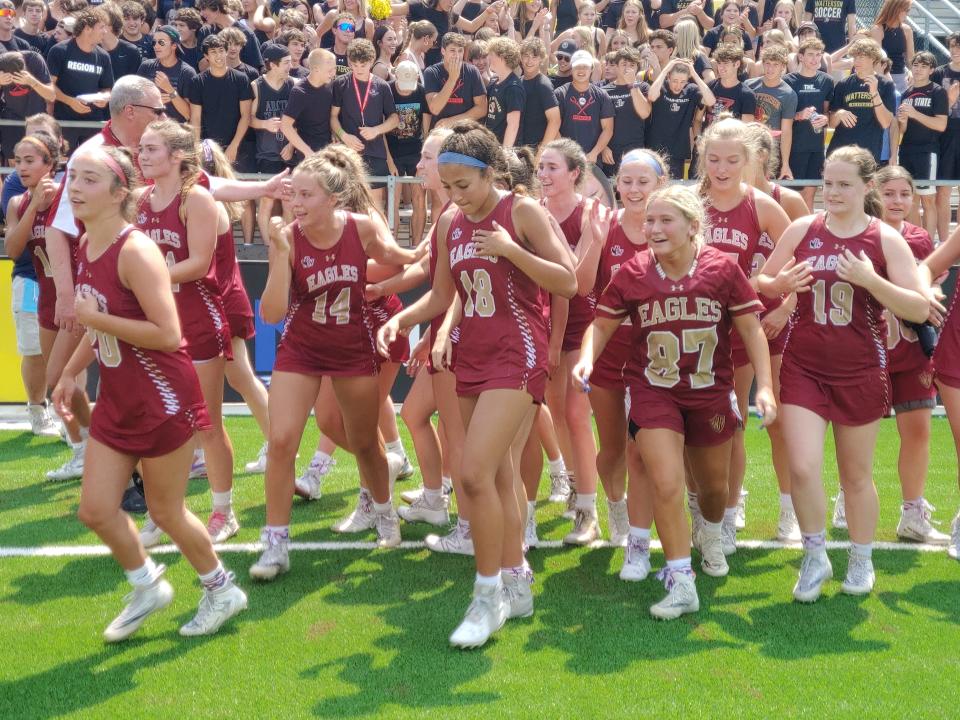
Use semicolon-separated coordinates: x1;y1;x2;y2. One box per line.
11;275;42;356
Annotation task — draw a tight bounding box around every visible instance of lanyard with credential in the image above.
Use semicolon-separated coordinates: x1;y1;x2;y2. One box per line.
353;74;372;127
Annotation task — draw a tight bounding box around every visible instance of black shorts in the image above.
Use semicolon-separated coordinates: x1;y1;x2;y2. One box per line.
789;149;825;181
257;158;289;174
937;129;960;182
899;149;938;194
234;140;257;174
0;122;24;163
393;154;419;177
365;155;391;190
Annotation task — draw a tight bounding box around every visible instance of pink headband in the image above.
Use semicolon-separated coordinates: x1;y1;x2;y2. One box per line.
98;150;128;187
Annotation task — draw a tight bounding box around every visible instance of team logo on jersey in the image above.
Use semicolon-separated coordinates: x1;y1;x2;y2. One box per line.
919;370;934;389
578;96;587;107
137;212;147;226
710;414;726;433
301;256;315;269
611;244;624;257
451;227;463;242
670;283;684;292
809;237;823;250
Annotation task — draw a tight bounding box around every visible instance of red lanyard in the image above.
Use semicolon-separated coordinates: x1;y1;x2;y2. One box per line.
353;74;372;127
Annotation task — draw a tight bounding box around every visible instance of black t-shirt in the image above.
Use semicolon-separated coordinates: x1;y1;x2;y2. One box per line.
660;0;715;31
13;28;48;54
107;39;144;79
784;70;834;152
646;82;702;159
125;33;155;60
332;73;397;160
827;73;896;163
602;81;648;151
804;0;856;53
408;1;451;67
0;35;32;52
555;82;615;153
712;5;759;28
0;50;50;120
335;52;350;77
388;82;428;160
486;73;525;144
232;62;260;83
932;64;960;131
702;25;753;53
181;44;203;72
283;77;334;150
137;59;198;122
187;68;255;147
254;76;295;161
550;72;572;89
521;74;560;147
46;40;114;120
198;22;263;69
423;62;486;121
900;82;949;152
702;79;757;131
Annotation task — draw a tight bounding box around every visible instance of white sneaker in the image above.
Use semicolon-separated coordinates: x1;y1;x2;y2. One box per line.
448;582;509;649
548;470;571;503
294;454;336;501
401;479;453;504
735;489;747;530
243;442;269;474
950;513;960;560
206;509;239;543
179;579;248;636
524;511;540;549
840;550;875;595
425;524;474;555
699;529;729;577
832;489;847;529
793;551;833;603
607;498;629;547
397;492;449;525
896;500;950;545
501;568;534;619
333;491;376;533
777;507;802;543
103;568;174;642
46;443;85;481
563;506;600;545
721;517;737;556
620;535;651;581
28;403;61;437
188;450;206;479
140;514;165;548
396;455;416;481
249;538;290;581
649;569;699;620
375;508;402;548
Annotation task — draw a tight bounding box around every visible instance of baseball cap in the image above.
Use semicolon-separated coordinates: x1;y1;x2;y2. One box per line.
556;40;577;59
261;42;291;63
571;50;593;68
155;25;183;54
395;60;420;92
797;21;820;36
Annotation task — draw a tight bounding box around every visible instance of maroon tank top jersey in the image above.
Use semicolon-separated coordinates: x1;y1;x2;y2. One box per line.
19;192;73;331
888;222;933;374
447;193;549;398
553;198;596;352
214;226;254;339
705;187;765;278
75;227;209;457
427;202;459;373
136;188;231;361
370;292;410;363
275;213;379;376
589;213;646;391
784;214;889;381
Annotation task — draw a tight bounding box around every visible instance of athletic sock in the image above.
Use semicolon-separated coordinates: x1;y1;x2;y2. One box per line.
265;525;289;544
501;561;533;582
441;475;453;492
547;457;567;475
423;487;443;505
126;557;161;588
629;526;651;540
527;500;536;516
687;491;699;511
801;530;827;552
780;493;794;511
212;490;232;512
475;572;501;587
575;492;596;512
198;562;229;592
373;500;393;514
313;450;333;465
78;426;89;442
702;519;722;539
851;541;873;558
902;497;922;511
458;518;471;538
385;440;404;456
666;557;693;572
723;507;738;525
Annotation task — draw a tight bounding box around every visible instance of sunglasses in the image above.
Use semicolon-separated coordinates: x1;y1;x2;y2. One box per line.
0;9;15;17
132;104;165;116
154;39;169;46
337;22;356;32
556;54;571;62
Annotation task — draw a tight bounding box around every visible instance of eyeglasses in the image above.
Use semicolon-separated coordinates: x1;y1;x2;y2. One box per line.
0;9;15;17
337;22;356;32
555;54;571;62
132;104;165;116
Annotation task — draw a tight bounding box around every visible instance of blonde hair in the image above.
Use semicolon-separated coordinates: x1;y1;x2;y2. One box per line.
571;25;597;56
646;184;707;250
200;138;243;223
696;117;755;196
741;122;777;179
617;148;670;182
673;18;701;61
101;146;141;221
295;145;384;221
825;145;883;218
617;0;648;43
144;119;201;225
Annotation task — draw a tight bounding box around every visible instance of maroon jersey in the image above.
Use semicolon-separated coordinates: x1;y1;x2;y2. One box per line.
887;221;933;373
275;213;379;376
705;187;765;279
784;214;889;380
19;192;73;331
370;292;410;363
214;225;253;331
596;244;762;407
428;201;460;354
136;187;231;361
75;226;208;454
551;198;596;350
447;193;548;390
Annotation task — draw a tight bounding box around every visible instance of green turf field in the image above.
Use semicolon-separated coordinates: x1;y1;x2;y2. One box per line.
1;417;959;719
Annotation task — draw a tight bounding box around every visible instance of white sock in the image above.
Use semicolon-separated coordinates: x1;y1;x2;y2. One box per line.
458;518;470;531
780;493;794;511
441;475;453;491
527;500;536;518
198;562;229;592
423;487;443;505
575;492;596;512
264;525;289;543
548;457;566;475
79;426;89;442
313;450;333;465
851;541;873;558
723;507;738;525
474;572;501;587
385;440;404;456
212;490;232;510
126;557;160;587
629;526;651;539
666;557;692;571
703;519;722;538
373;500;393;514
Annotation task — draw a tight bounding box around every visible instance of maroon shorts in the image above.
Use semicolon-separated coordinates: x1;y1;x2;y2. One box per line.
890;361;937;411
456;368;547;404
274;342;380;377
779;359;890;425
732;323;787;368
627;385;742;447
38;292;58;332
228;312;255;340
185;325;233;363
90;403;211;458
384;334;411;364
591;330;630;391
561;306;593;353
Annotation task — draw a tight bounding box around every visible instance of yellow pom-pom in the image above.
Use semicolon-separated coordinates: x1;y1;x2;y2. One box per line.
369;0;391;21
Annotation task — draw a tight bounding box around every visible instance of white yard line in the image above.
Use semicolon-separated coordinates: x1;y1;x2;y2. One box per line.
0;538;949;558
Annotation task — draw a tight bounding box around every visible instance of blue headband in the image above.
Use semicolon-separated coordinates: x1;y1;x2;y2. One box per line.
621;149;664;177
438;152;488;169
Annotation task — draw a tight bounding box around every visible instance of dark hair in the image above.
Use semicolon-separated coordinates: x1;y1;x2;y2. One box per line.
96;4;123;36
25;113;67;156
542;138;588;189
948;31;960;48
614;46;641;65
648;29;676;49
15;132;61;168
120;0;145;19
197;0;228;14
278;28;306;46
347;38;376;63
174;7;203;31
101;146;141;220
825;145;883;218
713;43;744;64
72;10;101;35
497;146;537;195
441;31;467;50
202;34;227;55
912;51;937;68
0;51;25;75
439;120;506;175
